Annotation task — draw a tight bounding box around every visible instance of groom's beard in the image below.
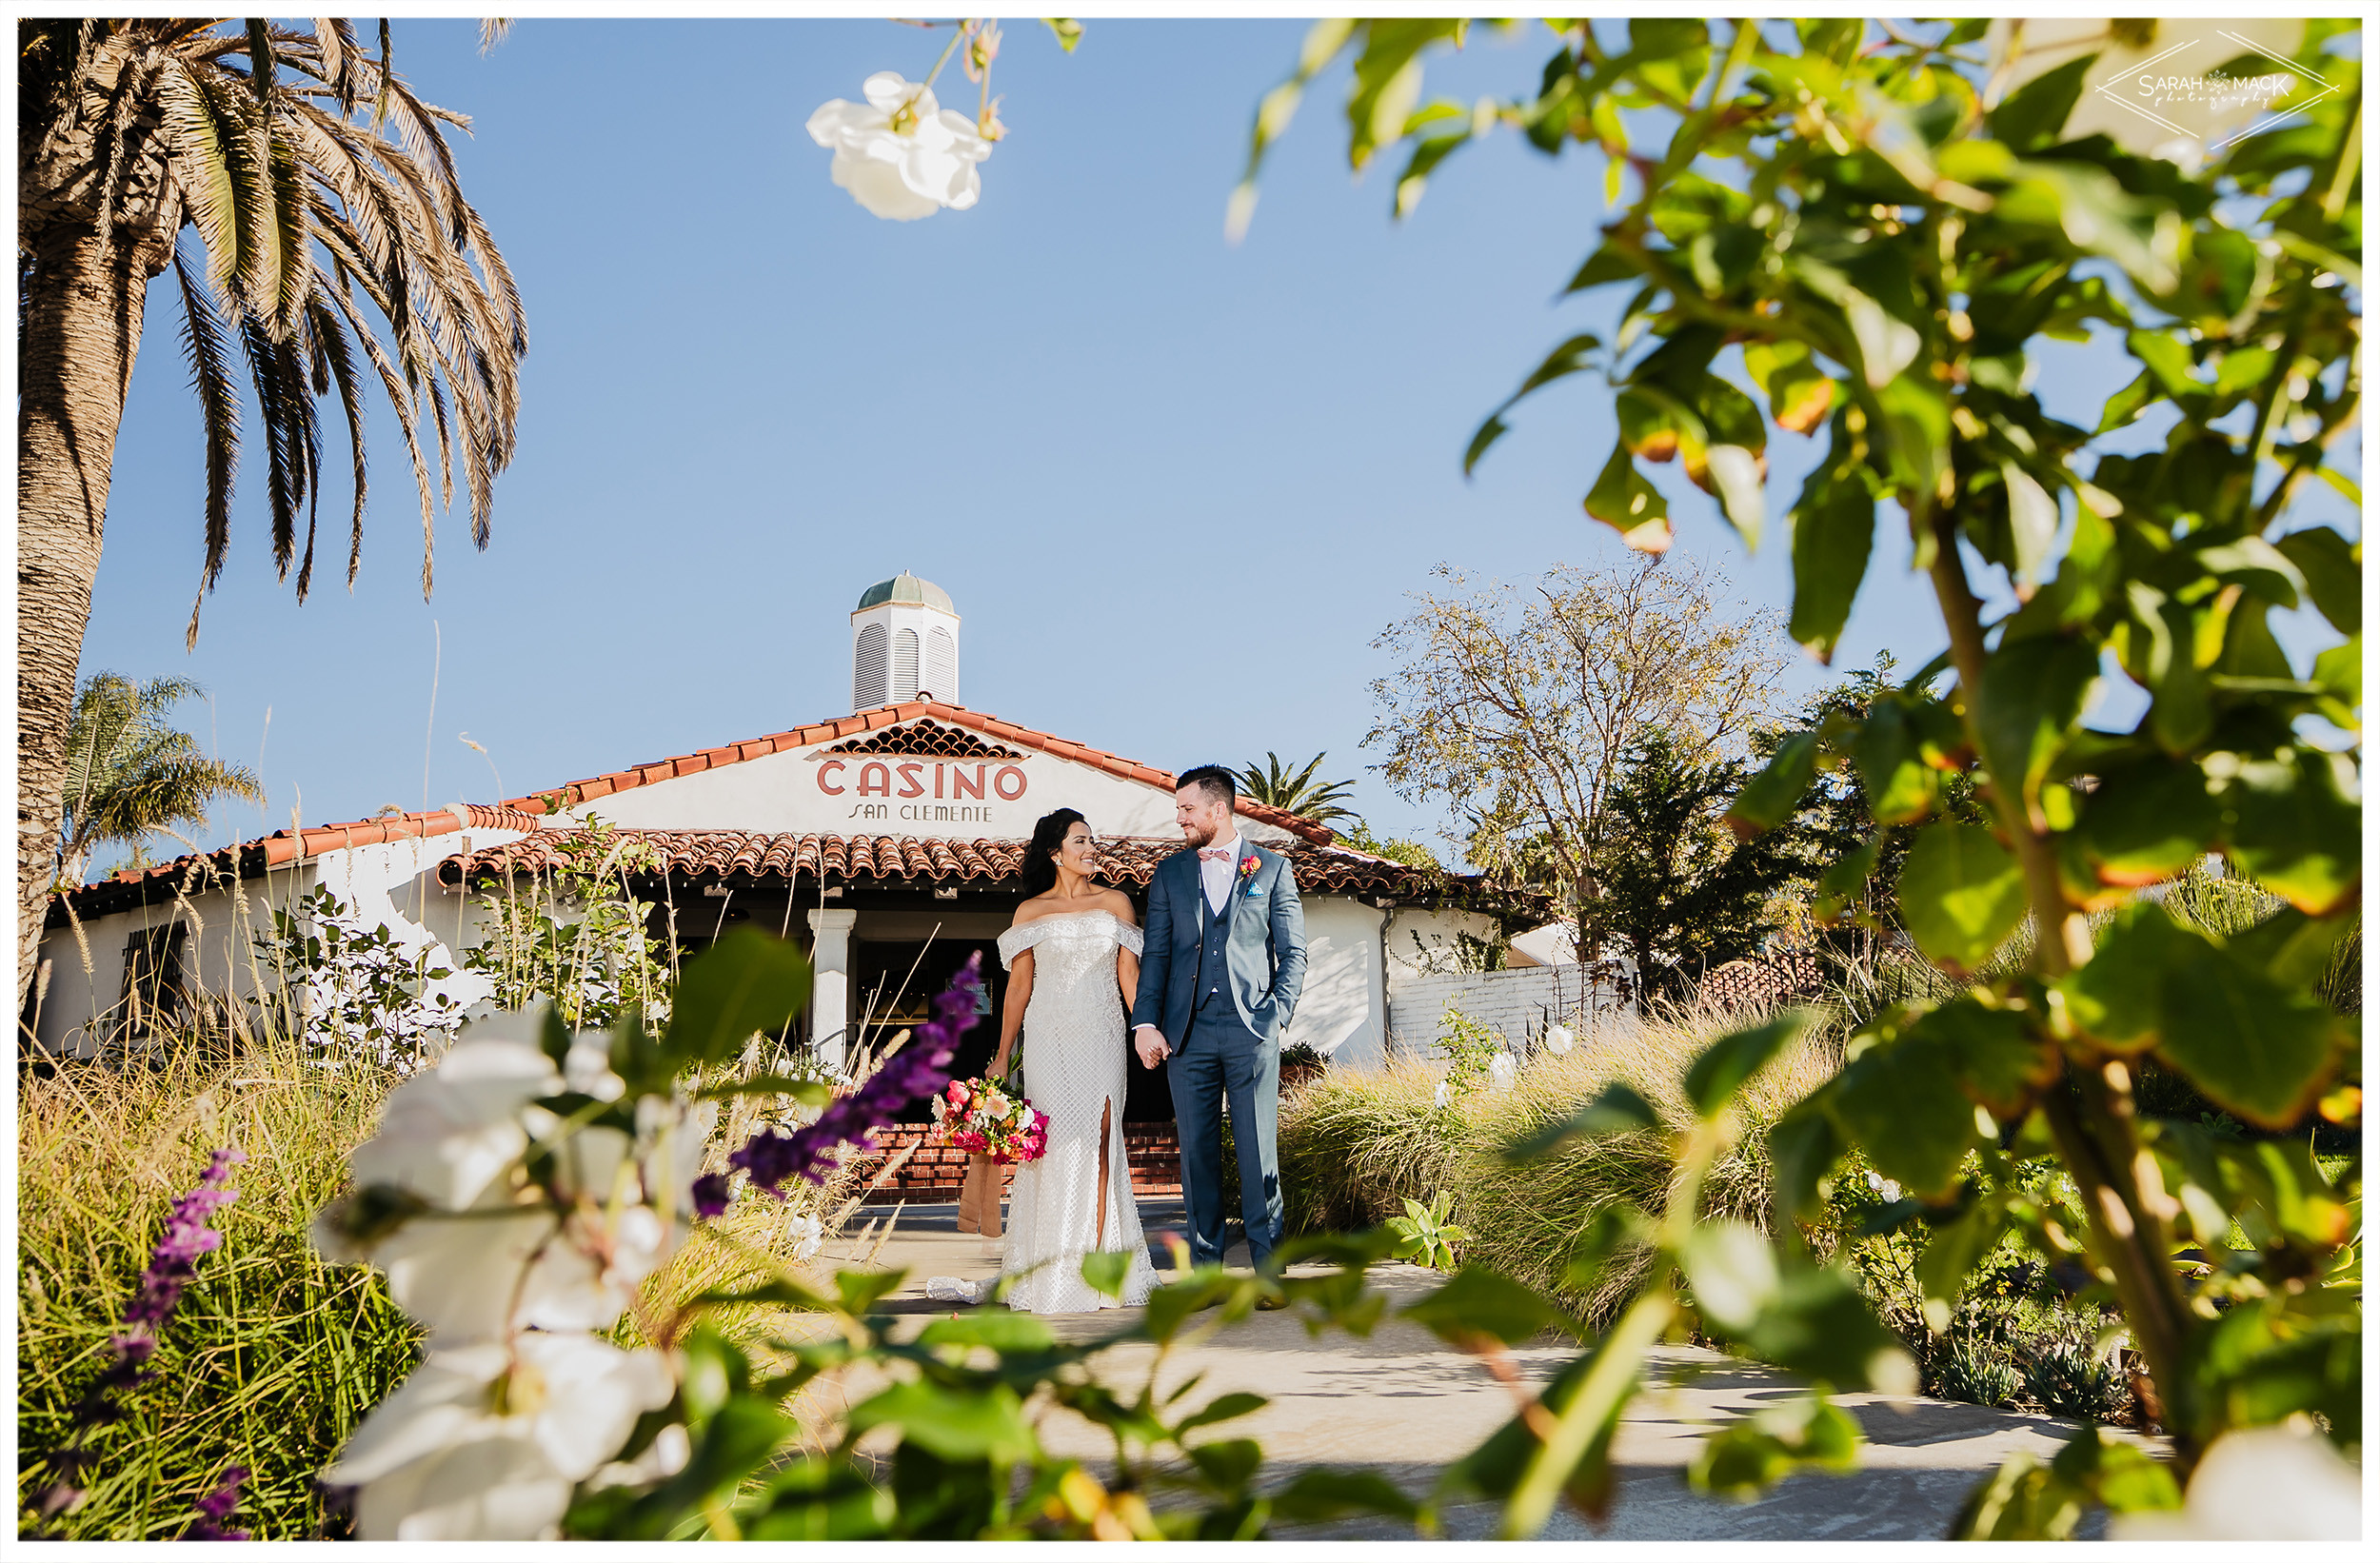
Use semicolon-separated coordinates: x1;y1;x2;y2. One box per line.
1181;820;1220;849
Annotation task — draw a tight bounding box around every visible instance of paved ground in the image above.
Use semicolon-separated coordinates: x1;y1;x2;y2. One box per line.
808;1197;2139;1541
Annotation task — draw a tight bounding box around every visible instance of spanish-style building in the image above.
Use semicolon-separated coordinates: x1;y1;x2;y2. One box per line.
33;576;1585;1110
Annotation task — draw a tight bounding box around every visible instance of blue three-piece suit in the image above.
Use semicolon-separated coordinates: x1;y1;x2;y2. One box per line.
1129;840;1307;1271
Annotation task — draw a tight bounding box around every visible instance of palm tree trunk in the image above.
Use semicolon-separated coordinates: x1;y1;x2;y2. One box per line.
17;224;149;1008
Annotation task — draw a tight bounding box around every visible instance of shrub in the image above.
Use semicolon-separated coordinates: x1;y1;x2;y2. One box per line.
1932;1340;2023;1409
2024;1337;2131;1425
1279;1005;1835;1321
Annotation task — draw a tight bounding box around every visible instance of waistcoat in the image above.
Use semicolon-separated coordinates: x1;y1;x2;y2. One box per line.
1192;868;1235;1014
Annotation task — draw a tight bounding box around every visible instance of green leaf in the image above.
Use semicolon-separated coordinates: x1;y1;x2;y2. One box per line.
1895;822;2028;974
1767;1098;1843;1224
1787;463;1876;659
1986;53;2093;149
833;1267;908;1316
1563;1204;1650;1293
691;1276;835;1313
664;927;814;1069
2227;749;2362;915
1976;634;2099;820
1907;998;2058;1118
846;1380;1038;1464
1269;1467;1421;1524
2073;759;2222;887
1689;1391;1864;1500
1175;1391;1270;1436
1854;699;1941;826
1466;332;1602;475
1874;372;1951;507
1679;1220;1781;1334
1725;732;1816;837
917;1311;1056;1353
2153;946;2340;1129
609;1395;796;1538
1499;1082;1661;1162
1187;1435;1264;1493
1584;438;1672;551
2058;901;2205;1051
1080;1249;1134;1299
1682;1010;1815;1118
697;1076;834;1106
1399;1264;1569;1346
1733;1265;1914;1390
1827;1028;1978;1198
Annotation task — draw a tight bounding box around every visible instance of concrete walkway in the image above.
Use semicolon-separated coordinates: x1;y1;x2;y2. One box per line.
816;1197;2143;1541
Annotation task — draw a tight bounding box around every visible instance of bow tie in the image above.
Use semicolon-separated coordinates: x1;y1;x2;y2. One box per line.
1199;847;1232;862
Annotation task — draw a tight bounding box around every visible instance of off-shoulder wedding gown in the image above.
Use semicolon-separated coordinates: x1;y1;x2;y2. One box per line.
994;910;1160;1313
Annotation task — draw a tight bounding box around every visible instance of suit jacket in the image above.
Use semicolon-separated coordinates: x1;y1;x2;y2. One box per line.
1130;840;1307;1048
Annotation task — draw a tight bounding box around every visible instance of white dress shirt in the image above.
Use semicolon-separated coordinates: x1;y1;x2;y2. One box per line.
1198;828;1244;917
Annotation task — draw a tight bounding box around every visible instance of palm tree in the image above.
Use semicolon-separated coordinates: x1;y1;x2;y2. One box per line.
56;673;264;887
1237;751;1360;827
17;19;526;999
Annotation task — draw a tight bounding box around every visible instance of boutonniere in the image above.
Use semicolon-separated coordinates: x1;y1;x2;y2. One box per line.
1240;853;1261;894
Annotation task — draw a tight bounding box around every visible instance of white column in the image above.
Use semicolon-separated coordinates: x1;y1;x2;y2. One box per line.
806;908;859;1070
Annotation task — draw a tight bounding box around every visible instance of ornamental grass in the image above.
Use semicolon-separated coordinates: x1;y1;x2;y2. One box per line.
1279;1002;1840;1323
16;1021;417;1539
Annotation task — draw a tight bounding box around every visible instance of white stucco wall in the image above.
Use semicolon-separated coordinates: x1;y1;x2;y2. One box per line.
555;741;1297;846
1288;896;1390;1069
32;820;531;1057
1383;906;1508;985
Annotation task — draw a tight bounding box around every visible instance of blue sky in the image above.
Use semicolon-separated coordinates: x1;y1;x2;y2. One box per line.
81;19;2354;868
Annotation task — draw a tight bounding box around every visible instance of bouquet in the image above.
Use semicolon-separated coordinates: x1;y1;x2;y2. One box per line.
931;1077;1050;1164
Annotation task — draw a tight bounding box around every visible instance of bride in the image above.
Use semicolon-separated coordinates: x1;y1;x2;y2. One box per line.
990;808;1160;1312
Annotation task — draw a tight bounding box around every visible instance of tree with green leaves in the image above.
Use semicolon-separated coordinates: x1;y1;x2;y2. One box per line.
1249;16;2360;1538
1366;555;1789;962
1592;728;1811;1007
1237;750;1360;826
17;19;526;1003
55;672;262;888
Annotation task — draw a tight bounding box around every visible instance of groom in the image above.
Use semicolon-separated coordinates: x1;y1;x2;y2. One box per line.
1132;765;1307;1278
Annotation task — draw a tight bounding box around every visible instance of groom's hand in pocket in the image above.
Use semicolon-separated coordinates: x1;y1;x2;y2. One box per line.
1134;1025;1170;1069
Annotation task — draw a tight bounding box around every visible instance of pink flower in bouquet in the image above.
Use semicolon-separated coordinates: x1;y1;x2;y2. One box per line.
946;1080;971;1108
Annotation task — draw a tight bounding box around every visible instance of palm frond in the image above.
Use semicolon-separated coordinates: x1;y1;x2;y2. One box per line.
307;293;369;586
172;241;241;647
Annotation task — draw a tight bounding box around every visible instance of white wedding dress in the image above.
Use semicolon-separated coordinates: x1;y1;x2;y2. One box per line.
994;909;1160;1313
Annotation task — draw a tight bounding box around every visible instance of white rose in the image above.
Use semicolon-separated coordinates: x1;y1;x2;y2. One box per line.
326;1334;674;1540
1987;19;2311;169
805;71;991;221
350;1039;560;1211
1488;1054;1518;1092
2112;1424;2360;1539
1433;1080;1453;1110
1544;1024;1576;1057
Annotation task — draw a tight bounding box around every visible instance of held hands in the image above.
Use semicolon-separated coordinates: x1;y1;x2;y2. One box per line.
1133;1024;1171;1069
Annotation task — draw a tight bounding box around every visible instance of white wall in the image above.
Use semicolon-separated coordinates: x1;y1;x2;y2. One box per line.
1386;966;1628;1062
1384;906;1507;983
1290;896;1389;1069
32;821;531;1056
560;740;1298;846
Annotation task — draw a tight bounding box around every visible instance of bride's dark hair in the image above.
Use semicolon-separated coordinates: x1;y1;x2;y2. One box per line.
1020;808;1089;900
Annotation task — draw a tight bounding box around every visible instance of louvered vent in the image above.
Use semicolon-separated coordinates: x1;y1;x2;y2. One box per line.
853;622;889;708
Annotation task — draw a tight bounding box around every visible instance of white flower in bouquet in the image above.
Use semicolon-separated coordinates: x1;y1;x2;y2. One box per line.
1543;1023;1576;1057
982;1089;1012;1119
785;1212;825;1262
324;1334;674;1540
1487;1053;1517;1093
805;71;991;221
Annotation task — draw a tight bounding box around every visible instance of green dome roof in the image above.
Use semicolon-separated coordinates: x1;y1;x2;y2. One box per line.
856;571;955;614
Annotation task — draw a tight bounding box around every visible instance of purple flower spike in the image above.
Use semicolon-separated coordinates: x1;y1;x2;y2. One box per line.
715;955;984;1207
690;1173;732;1218
33;1149;245;1534
189;1465;250;1540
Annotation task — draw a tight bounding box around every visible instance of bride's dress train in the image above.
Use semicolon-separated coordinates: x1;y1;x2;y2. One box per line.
994;910;1160;1313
